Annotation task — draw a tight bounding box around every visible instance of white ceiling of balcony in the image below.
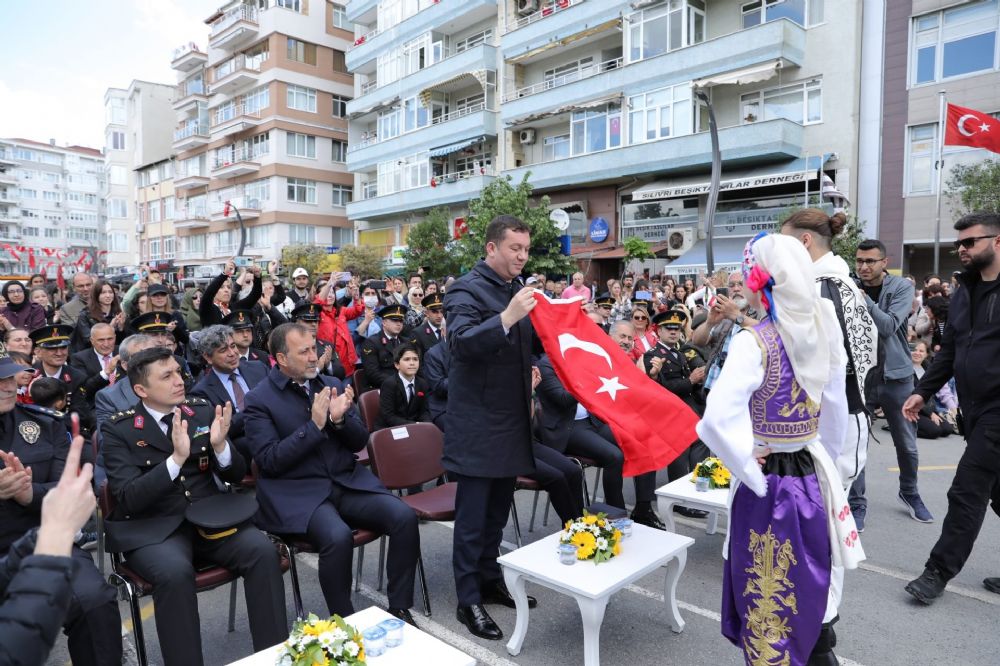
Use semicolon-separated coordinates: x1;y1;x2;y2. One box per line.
509;18;621;64
349;96;401;120
505;92;622;128
419;71;490;106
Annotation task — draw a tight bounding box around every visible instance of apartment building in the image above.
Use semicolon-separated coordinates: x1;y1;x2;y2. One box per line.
103;81;176;271
876;0;1000;275
136;159;180;277
0;138;106;275
170;0;355;277
345;0;865;280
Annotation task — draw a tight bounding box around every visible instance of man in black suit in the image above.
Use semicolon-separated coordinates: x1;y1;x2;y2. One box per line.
69;322;120;403
421;341;449;431
222;310;270;366
361;304;418;389
189;325;268;462
101;346;287;666
290;302;345;379
244;323;419;624
377;344;431;428
411;293;445;354
30;325;95;437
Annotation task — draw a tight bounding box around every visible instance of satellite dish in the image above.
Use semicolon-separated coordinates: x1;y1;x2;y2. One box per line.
550;208;570;232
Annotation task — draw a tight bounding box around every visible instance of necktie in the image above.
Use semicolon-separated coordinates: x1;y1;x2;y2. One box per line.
407;383;414;404
230;373;246;411
434;328;440;341
160;414;173;438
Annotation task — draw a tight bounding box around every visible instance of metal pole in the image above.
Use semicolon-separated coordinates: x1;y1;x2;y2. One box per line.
696;90;720;275
933;90;946;275
226;200;247;257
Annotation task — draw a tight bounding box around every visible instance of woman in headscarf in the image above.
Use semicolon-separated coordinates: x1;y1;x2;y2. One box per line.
0;280;47;332
180;286;203;332
696;233;864;666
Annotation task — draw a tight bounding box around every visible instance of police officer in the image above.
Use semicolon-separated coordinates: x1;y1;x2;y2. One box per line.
360;304;417;389
290;302;345;379
593;293;615;333
411;293;445;354
131;312;196;392
30;324;95;437
223;309;270;366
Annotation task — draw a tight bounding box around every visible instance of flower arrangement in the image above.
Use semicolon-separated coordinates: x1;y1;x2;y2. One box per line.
691;457;732;489
560;511;622;564
276;613;365;666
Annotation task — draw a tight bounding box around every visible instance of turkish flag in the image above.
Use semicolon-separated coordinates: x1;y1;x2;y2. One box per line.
529;293;699;477
56;264;65;291
944;103;1000;153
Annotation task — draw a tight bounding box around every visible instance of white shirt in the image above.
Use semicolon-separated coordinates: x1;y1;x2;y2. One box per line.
398;373;415;400
143;402;232;480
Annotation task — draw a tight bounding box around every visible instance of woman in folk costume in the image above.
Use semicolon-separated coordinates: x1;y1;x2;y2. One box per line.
696;232;865;666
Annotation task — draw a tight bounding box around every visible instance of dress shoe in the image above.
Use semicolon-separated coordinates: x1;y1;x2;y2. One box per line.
672;505;710;519
905;567;947;605
984;578;1000;595
456;604;503;640
630;507;666;530
481;579;537;609
386;607;417;627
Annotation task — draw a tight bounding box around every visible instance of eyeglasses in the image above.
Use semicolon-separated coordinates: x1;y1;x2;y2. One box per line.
632;315;648;321
855;258;885;266
952;235;998;250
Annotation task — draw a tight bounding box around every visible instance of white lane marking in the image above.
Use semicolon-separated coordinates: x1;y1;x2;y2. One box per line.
858;562;1000;606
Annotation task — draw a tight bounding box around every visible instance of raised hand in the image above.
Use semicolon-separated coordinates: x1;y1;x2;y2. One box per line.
328;385;353;423
34;431;95;557
103;355;119;375
171;407;190;467
210;402;233;453
501;287;538;330
311;386;332;429
224;259;236;277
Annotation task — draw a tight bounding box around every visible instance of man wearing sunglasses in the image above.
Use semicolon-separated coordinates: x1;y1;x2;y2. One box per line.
853;239;932;526
903;212;1000;605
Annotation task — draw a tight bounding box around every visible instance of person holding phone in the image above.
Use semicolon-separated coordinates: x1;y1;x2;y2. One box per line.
200;259;262;328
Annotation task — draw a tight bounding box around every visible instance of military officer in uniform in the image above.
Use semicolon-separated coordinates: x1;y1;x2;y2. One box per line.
101;346;287;666
361;304;417;389
30;325;96;437
593;293;615;333
411;293;445;354
223;309;270;366
131;311;197;392
290;302;345;379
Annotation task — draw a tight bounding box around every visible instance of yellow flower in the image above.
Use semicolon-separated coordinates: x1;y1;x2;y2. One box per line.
584;514;598;525
571;531;597;559
565;520;572;530
613;529;622;541
711;469;729;487
311;655;329;666
357;648;365;662
597;519;606;527
613;540;621;556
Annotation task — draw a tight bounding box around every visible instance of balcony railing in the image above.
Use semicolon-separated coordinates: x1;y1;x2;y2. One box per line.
174;164;207;180
178;79;206;98
176;206;209;220
213;53;261;82
210;4;258;36
213;243;240;256
432;101;486;125
348;102;488;153
360;79;378;95
213;147;264;169
178;248;207;259
353;33;495;97
172;42;205;62
504;56;622;102
348;133;379;153
508;0;583;32
174;123;209;141
212;104;261;127
349;27;381;50
360;165;495;201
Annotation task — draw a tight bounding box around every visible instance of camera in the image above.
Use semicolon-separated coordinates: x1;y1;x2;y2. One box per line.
233;256;253;268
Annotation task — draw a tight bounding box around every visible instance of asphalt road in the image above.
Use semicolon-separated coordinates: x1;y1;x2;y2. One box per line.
47;421;999;665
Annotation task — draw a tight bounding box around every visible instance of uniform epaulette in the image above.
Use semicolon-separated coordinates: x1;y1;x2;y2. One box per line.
184;397;209;406
111;408;136;422
18;403;63;420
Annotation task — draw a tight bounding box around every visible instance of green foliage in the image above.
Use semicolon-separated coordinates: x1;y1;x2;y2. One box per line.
281;244;327;278
946;159;1000;217
337;244;385;279
621;236;654;280
452;173;576;277
831;215;866;267
401;207;463;279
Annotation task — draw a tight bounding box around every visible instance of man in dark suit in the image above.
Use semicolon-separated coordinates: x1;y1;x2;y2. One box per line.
189;325;268;461
411;293;445;355
30;325;95;437
420;340;449;431
290;302;345;379
0;348;123;665
222;310;270;366
69;322;120;404
243;323;419;625
101;347;287;666
377;343;431;428
361;304;418;389
593;293;614;333
444;215;540;640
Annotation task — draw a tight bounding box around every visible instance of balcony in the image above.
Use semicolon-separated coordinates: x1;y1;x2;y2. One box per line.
0;191;18;205
209;198;261;222
211;243;240;258
177;248;208;261
346;0;498;72
502;0;621;61
211;104;262;138
173;123;210;150
173;167;210;191
211;147;263;178
0;171;17;186
0;227;20;242
348;166;495;220
346;0;378;24
174;207;210;230
505;118;804;191
0;152;18;168
0;210;20;223
504;55;621;102
208;4;259;50
172;80;208;113
210;54;261;95
171;43;207;72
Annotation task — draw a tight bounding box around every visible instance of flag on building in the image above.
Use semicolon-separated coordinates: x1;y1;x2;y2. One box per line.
944;103;1000;154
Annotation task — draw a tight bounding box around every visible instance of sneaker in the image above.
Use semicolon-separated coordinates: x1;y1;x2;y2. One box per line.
851;505;866;533
984;578;1000;595
76;531;99;551
905;567;947;605
898;491;934;523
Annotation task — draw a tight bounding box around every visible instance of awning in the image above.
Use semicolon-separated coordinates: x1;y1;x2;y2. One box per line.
506;92;622;128
692;58;787;89
429;136;485;158
349;95;400;119
573;241;671;260
419;71;490;106
630;156;828;202
662;237;748;275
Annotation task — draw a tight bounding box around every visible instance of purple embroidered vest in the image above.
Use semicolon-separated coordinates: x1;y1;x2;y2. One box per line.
748;320;820;442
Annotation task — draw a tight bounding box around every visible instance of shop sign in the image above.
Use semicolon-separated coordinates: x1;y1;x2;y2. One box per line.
633;171;812;201
588;217;609;243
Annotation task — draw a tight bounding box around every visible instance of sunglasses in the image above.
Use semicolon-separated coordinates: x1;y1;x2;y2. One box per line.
952;235;997;250
632;315;649;321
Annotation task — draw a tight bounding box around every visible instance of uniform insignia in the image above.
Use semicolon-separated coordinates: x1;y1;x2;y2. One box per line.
181;405;195;416
136;440;148;448
18;421;40;444
382;337;387;345
134;415;144;429
63;373;71;383
194;426;210;438
154;313;162;325
199;456;209;471
684;349;697;360
363;347;372;354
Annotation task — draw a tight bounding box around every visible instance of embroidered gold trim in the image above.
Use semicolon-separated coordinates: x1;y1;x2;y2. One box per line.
743;525;798;666
749;322;820;442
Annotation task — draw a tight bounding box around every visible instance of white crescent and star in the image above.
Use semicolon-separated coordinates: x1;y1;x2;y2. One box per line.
957;113;991;137
556;333;629;400
596;376;628;401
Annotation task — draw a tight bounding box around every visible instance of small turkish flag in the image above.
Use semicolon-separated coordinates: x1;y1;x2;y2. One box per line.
945;103;1000;154
223;200;231;217
529;293;699;477
56;264;65;291
453;217;468;239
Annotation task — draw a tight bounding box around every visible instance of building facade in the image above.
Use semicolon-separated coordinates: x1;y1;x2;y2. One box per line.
170;0;355;279
0;138;106;276
345;0;865;283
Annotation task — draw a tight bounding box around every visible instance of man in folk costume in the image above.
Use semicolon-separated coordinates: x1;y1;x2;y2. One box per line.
697;233;865;666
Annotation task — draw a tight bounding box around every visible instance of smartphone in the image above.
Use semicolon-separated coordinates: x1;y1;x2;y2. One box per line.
716;287;729;298
335;271;353;283
368;280;387;291
233;256;253;268
635;290;653;301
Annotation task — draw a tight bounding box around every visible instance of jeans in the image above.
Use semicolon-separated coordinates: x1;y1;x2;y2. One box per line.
850;377;918;509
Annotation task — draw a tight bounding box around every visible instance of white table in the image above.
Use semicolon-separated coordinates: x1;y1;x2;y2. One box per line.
225;606;475;666
497;524;693;666
655;477;730;534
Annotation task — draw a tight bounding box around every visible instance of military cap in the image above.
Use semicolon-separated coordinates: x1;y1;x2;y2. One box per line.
421;293;444;310
184;493;259;533
631;299;652;316
378;303;407;321
594;293;614;307
131;311;172;333
222;309;254;330
653;310;688;329
290;302;321;322
29;324;74;349
0;345;31;378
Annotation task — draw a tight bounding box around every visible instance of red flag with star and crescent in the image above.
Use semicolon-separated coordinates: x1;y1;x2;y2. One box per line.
529;293;699;477
945;103;1000;154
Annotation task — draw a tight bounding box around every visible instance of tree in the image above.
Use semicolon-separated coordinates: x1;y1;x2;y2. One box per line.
452;173;576;277
621;235;654;281
946;159;1000;217
337;244;385;279
401;207;463;279
774;206;866;266
281;244;327;278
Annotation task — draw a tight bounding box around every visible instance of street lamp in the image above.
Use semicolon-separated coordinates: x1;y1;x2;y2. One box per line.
223;200;247;256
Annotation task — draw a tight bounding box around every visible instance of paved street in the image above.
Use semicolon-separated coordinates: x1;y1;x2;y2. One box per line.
49;421;998;665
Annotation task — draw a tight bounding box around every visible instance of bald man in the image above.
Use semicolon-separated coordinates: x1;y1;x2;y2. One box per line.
58;272;93;325
70;322;120;404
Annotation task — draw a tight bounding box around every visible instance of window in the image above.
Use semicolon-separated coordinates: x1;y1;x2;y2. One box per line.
331;139;347;162
455;28;493;53
248;225;271;247
106;130;126;151
906;124;937;195
150;238;161;258
164;196;175;221
627;0;706;64
149;202;162;223
628;83;693;143
332;49;347;73
43;172;59;183
286;177;317;203
243;85;270;114
454;150;492;173
332;184;352;206
23;227;38;237
106;96;126;125
275;0;301;11
286;132;317;158
332;3;353;30
110;233;129;252
378;107;401;141
403;96;431;132
740;79;821;125
20;209;38;219
543;134;570;161
287;84;317;112
19;189;36;199
67;228;97;242
332;94;350;117
44;228;60;238
244;178;270;205
570;104;622;156
183;234;206;253
286;38;317;65
245;40;270;69
288;224;316;244
108;198;128;218
741;0;822;28
377;152;429;196
85;193;97;205
109;165;128;185
43;191;60;202
911;2;999;85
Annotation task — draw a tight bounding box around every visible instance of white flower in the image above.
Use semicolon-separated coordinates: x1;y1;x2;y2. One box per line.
318;631;336;647
344;641;360;657
596;537;608;550
331;627;349;642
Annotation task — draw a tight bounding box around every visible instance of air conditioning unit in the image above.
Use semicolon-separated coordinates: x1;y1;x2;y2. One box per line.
54;202;62;208
518;128;536;145
516;0;539;15
666;227;694;257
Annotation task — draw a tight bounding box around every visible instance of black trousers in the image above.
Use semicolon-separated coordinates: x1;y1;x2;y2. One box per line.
565;417;625;508
530;443;584;523
451;473;514;606
667;439;711;482
125;524;288;666
928;411;1000;580
63;546;122;666
306;489;419;615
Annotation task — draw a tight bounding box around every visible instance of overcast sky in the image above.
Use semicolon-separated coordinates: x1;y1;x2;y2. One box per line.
0;0;211;149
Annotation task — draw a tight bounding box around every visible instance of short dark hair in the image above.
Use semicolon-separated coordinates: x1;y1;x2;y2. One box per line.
269;322;310;358
126;346;174;388
856;239;886;257
29;377;65;409
393;342;420;365
484;215;530;247
954;211;1000;233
